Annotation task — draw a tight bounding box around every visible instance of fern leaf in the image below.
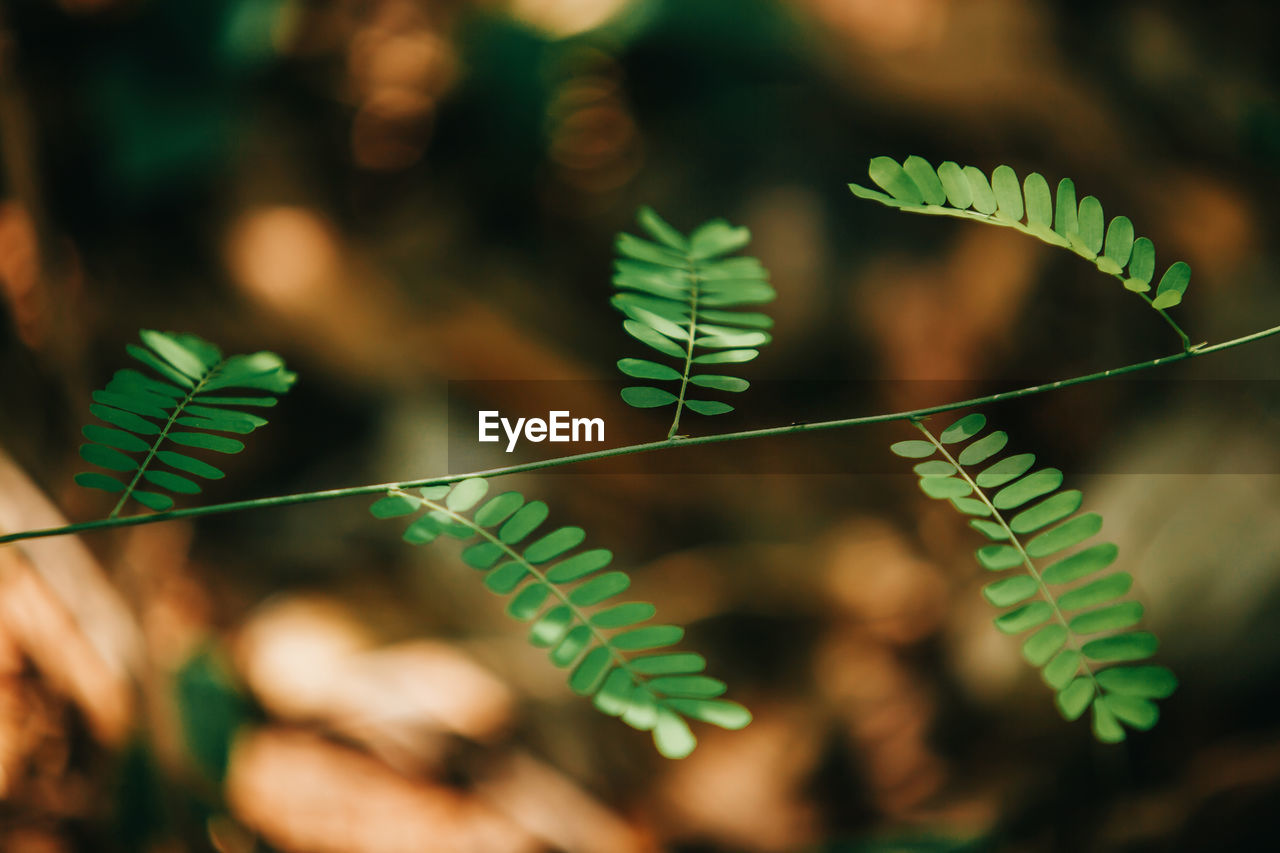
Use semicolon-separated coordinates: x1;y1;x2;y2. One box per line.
892;413;1177;741
370;479;752;758
850;156;1194;346
75;330;296;515
613;207;775;438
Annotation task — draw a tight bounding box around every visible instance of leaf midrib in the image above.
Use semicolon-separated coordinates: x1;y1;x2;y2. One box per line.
914;420;1102;698
861;190;1192;351
110;358;227;517
407;491;666;704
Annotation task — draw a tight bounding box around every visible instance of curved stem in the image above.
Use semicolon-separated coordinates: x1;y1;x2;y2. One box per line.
2;322;1278;546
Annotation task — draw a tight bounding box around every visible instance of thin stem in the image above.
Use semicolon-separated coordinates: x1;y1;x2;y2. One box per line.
667;262;701;439
2;322;1278;546
914;421;1099;693
110;369;216;517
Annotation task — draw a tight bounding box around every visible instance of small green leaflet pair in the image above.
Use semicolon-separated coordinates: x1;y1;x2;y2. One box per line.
892;413;1177;742
849;156;1194;346
368;479;751;758
612;207;776;438
75;330;296;514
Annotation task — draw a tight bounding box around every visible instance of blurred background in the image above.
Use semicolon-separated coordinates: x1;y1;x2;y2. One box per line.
1;0;1280;850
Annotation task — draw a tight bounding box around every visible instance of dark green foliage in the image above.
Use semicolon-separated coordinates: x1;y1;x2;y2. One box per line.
75;330;296;513
892;413;1177;742
850;156;1194;311
613;207;775;436
370;478;752;758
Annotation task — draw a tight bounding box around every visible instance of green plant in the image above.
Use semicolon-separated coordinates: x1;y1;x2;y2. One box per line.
4;157;1280;754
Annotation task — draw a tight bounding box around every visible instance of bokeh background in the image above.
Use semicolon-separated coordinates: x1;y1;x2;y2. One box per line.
2;0;1280;851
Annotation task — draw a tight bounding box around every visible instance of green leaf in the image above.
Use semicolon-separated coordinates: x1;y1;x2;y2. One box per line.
370;494;417;519
975;453;1035;488
690;375;749;392
683;400;733;415
484;563;529;594
647;675;726;698
890;440;936;459
1023;172;1053;227
1056;677;1094;721
991;165;1023;221
1023;625;1068;666
1095;665;1177;698
636;207;688;251
1068;601;1144;634
869;156;925;205
664;698;752;730
1152;261;1191;309
611;625;684;652
74;472;125;493
992;469;1063;510
167;433;245;454
1076;195;1104;256
90;404;159;436
692;349;758;364
155;451;225;480
1104;216;1134;268
958;431;1008;466
919;477;972;499
591;602;656;629
652;709;697;758
1054;178;1078;240
530;606;575;648
630;653;707;675
569;572;630;606
1043;650;1081;690
1099;694;1159;730
1091;700;1126;742
963;166;997;214
1082;632;1158;662
499;502;550;544
545;549;613;582
507;583;550;621
993;601;1052;634
916;460;957;477
82;424;151;453
525;527;586;564
475;492;524;528
903;156;946;205
444;479;488;512
92;390;171;419
982;575;1038;606
1057;572;1132;611
143;470;200;495
622;387;679;408
1126;237;1155;291
976;544;1022;571
618;358;682;381
133;491;174;511
940;413;986;444
936;161;973;209
80;443;139;473
1009;490;1082;534
624;320;686;358
569;647;613;695
1041;543;1119;584
689;220;751;259
1024;513;1103;558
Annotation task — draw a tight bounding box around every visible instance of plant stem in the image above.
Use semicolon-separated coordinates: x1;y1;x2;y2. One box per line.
2;322;1278;546
667;262;702;439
